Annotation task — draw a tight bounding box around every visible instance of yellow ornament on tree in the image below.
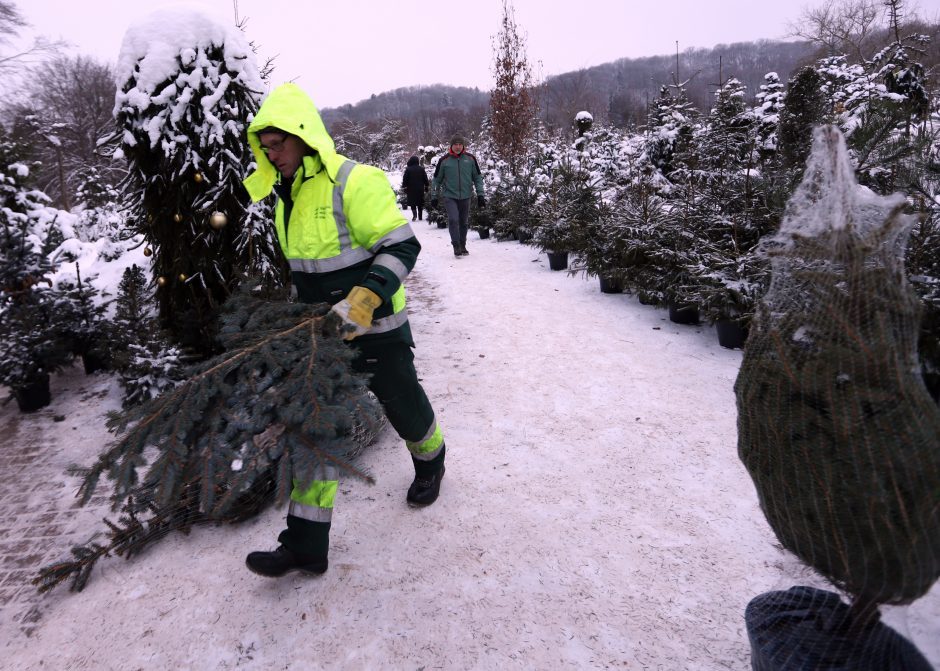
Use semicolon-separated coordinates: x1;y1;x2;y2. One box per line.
143;247;153;257
173;213;183;223
194;172;204;183
156;276;168;287
178;273;188;282
208;211;228;230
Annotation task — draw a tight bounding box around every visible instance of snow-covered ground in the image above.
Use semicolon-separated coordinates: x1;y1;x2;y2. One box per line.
1;218;937;670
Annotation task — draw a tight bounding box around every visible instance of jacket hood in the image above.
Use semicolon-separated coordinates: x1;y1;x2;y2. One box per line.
407;156;419;166
243;83;338;202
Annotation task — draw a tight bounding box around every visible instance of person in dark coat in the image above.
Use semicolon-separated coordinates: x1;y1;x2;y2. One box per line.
401;155;429;221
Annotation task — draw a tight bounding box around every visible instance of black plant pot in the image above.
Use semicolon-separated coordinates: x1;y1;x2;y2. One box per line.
478;228;490;240
547;251;568;271
668;302;700;325
436;221;447;229
746;586;932;671
599;276;623;294
82;350;108;375
716;319;748;349
637;291;658;306
517;230;532;243
13;374;51;412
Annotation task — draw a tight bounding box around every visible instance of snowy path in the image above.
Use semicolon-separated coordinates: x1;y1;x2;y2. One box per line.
0;221;937;670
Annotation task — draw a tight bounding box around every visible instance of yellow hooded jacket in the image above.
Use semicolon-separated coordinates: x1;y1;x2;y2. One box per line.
244;84;419;344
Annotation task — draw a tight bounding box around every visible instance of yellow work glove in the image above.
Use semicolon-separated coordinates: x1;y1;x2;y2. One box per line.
330;286;382;341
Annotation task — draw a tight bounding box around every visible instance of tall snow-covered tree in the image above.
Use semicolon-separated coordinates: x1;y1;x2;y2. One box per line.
776;66;829;182
645;84;698;184
690;78;771;325
114;6;285;357
753;72;785;163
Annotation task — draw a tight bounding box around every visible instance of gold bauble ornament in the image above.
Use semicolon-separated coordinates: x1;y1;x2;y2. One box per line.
208;211;228;230
173;213;183;223
156;276;167;287
143;247;153;257
178;273;188;282
194;172;204;183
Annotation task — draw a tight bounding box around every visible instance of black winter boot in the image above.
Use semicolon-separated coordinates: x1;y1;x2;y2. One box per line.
452;243;462;257
459;241;469;255
245;546;328;577
407;445;446;506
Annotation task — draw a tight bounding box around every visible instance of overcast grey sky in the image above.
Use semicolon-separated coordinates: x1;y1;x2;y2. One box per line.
18;0;940;109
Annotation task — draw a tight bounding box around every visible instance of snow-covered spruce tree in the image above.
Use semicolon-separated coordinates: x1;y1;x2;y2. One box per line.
815;20;939;403
34;282;385;593
753;72;785;165
819;23;931;195
687;77;771;326
113;7;284;357
49;262;110;374
645;84;698;186
0;127;70;410
639;82;705;308
107;264;184;408
757;64;831;227
532;162;581;255
72;165;126;246
474;116;515;239
571;134;665;293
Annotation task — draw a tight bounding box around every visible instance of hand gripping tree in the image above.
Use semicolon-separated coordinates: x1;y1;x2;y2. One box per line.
113;7;285;357
736;126;939;669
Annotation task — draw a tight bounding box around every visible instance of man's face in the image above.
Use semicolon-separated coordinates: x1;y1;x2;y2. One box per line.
451;142;464;154
259;132;307;180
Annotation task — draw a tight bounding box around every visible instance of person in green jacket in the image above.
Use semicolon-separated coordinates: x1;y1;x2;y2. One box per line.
241;83;446;578
431;135;486;257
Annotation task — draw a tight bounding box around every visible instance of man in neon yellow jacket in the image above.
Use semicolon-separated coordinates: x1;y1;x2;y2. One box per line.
242;83;445;577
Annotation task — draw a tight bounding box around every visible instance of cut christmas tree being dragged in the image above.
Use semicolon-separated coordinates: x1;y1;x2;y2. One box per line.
34;283;386;593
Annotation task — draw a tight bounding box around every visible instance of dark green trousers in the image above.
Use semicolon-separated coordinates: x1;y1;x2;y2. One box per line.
279;340;441;555
351;340;437;445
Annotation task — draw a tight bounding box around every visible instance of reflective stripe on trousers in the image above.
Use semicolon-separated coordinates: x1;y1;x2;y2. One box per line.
408;417;444;461
289;464;339;523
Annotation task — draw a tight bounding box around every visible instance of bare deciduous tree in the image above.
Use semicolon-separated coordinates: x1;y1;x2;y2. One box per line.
8;55;123;209
788;0;884;61
489;0;537;176
0;0;61;72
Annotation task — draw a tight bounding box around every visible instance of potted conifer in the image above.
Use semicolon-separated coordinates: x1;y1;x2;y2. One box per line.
0;291;71;411
53;263;112;373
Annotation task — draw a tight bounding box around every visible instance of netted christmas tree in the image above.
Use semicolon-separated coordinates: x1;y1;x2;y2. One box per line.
113;7;285;357
34;282;385;593
736;126;939;665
